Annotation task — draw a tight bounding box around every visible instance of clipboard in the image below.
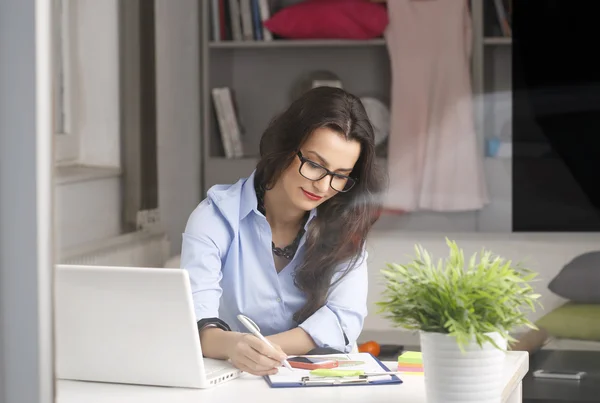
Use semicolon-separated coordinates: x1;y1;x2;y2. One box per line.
264;353;403;388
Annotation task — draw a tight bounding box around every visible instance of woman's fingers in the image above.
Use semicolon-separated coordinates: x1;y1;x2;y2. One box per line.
229;334;287;375
236;359;279;376
237;352;273;372
241;341;282;369
244;335;287;362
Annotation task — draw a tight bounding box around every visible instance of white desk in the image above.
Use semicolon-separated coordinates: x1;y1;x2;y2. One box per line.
56;351;528;403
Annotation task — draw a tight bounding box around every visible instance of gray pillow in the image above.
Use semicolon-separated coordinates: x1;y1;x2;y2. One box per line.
548;251;600;303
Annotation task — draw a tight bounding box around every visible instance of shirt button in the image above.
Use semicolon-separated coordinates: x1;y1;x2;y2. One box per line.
276;297;282;302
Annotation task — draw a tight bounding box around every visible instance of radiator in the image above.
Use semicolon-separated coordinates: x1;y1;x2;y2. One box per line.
58;227;171;268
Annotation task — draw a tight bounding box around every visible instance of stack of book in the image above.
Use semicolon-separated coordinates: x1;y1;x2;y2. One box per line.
397;351;424;375
212;87;244;158
210;0;273;42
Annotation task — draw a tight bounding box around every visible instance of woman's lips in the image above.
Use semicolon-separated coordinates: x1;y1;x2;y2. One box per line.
301;188;322;201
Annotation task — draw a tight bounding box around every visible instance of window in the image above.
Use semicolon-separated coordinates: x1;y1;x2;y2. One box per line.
52;0;160;233
53;0;79;164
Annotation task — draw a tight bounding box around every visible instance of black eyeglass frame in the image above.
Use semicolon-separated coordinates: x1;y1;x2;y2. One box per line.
296;151;357;192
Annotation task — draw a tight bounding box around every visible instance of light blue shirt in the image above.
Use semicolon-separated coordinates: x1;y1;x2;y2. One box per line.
181;171;369;353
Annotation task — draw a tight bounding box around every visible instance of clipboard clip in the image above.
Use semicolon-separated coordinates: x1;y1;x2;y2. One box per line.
301;375;370;386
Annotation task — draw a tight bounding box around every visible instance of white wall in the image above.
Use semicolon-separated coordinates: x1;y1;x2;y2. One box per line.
55;174;121;251
155;0;202;257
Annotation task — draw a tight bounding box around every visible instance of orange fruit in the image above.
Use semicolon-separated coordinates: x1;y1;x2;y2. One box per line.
358;340;381;357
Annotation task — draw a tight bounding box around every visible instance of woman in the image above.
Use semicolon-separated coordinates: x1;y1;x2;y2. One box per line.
181;86;385;376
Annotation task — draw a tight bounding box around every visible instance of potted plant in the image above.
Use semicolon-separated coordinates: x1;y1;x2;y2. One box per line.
376;238;542;403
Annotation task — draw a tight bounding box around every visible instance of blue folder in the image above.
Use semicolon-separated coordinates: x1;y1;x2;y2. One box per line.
264;353;403;388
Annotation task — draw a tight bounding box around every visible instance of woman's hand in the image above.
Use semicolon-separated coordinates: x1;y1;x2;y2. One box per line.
226;333;288;376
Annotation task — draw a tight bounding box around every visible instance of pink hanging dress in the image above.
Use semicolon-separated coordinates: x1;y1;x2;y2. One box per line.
383;0;489;212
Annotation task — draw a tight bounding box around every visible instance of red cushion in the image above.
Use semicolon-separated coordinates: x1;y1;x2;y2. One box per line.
263;0;388;40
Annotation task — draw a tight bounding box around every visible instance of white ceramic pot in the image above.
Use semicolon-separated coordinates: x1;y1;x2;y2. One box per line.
420;331;507;403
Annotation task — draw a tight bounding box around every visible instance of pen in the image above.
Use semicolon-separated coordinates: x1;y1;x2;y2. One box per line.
237;314;294;371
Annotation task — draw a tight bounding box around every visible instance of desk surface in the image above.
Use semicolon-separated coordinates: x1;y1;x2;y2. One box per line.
56;351;528;403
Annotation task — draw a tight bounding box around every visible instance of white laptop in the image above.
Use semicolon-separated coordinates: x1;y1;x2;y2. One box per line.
54;264;242;388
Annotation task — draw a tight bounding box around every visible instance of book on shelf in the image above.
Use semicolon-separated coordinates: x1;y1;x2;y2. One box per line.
211;87;245;159
211;0;273;42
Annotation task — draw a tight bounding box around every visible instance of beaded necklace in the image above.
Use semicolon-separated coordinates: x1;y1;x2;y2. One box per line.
255;183;309;260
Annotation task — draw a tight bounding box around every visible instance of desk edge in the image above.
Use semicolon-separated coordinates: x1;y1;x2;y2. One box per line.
502;352;529;401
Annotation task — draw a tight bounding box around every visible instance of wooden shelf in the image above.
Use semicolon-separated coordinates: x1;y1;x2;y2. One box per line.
206;156;509;167
209;38;386;49
483;37;512;45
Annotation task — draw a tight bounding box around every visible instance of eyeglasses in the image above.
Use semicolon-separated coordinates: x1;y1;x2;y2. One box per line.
296;151;356;192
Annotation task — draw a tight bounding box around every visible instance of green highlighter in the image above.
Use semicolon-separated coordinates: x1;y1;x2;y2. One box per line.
310;369;401;378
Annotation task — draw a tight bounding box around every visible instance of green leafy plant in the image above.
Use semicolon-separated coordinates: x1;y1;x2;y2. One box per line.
376;238;543;352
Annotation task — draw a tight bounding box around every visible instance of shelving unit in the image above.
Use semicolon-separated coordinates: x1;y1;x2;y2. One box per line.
471;0;513;232
200;0;391;191
483;37;512;46
199;0;512;232
209;38;387;49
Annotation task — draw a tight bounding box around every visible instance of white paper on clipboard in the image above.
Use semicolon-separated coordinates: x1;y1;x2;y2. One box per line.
267;352;392;385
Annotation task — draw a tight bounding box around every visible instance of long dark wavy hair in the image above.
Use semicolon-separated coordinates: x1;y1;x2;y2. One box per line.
254;86;387;324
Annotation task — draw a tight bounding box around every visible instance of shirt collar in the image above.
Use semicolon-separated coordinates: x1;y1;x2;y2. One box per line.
306;206;317;227
239;170;318;224
239;170;260;220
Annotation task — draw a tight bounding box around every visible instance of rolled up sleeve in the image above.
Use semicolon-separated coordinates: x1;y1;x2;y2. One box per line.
298;250;369;353
180;200;231;322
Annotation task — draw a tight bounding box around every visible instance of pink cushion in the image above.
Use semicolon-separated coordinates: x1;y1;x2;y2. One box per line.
263;0;388;40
